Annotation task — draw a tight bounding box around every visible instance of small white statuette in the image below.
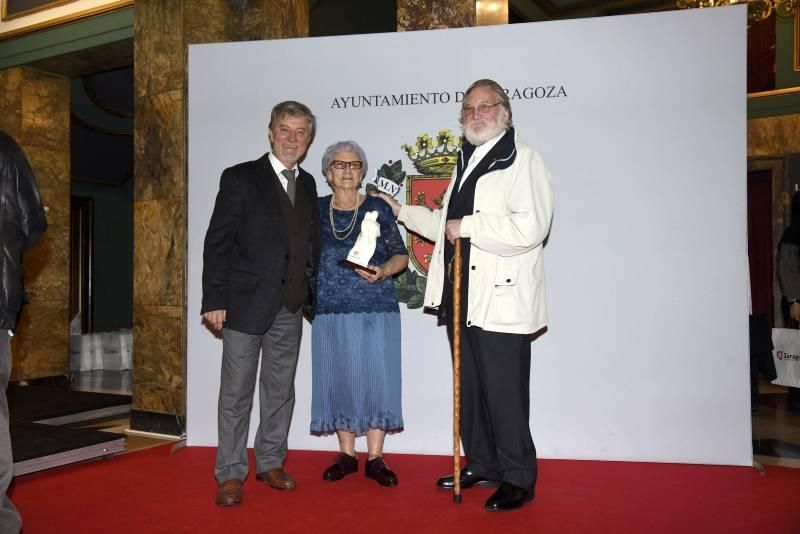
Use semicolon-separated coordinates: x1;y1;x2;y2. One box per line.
346;210;380;268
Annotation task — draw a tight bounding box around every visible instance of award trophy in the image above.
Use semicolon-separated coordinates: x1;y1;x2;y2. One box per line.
339;211;380;275
338;163;405;275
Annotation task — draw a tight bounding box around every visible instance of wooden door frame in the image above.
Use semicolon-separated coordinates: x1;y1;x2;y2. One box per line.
748;157;787;326
70;195;94;334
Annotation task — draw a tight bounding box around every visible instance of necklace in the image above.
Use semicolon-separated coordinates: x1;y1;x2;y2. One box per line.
329;195;360;240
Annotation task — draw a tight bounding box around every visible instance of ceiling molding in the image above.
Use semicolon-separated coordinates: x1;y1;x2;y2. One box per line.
71;112;132;136
83;75;132;119
0;0;132;41
523;0;676;19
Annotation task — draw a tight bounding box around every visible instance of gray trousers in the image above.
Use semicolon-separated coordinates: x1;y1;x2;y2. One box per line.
215;307;302;483
0;331;21;534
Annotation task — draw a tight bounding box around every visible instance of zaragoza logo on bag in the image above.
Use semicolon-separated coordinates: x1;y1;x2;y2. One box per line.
777;351;800;361
365;129;460;309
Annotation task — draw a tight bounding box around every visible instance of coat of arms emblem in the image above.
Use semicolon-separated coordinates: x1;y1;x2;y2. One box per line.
369;129;460;309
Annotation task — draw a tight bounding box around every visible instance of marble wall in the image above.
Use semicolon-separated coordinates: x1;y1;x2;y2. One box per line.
0;67;70;380
133;0;484;431
748;114;800;326
397;0;475;31
0;0;487;396
748;114;800;231
132;0;309;423
748;114;800;156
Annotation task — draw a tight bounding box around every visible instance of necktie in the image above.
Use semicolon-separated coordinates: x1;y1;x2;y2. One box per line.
282;169;296;205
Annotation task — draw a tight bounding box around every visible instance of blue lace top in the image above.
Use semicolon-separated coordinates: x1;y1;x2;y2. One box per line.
316;195;408;315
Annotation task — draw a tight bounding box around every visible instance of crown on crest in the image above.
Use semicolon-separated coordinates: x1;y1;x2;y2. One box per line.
401;129;462;176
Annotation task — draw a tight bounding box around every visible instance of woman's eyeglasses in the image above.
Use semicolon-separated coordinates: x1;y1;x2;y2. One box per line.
331;160;363;170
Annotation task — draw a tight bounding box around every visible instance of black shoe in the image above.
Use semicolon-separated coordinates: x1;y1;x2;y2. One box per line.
323;453;358;482
365;456;398;487
484;482;535;512
437;468;499;490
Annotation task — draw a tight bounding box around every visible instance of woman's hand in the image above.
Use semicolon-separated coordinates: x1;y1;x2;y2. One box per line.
356;264;386;284
355;255;408;284
369;191;402;217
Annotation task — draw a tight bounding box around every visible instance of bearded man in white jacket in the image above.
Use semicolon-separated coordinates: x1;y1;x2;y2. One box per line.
375;79;553;512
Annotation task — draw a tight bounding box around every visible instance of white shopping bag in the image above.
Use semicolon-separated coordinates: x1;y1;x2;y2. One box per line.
771;328;800;388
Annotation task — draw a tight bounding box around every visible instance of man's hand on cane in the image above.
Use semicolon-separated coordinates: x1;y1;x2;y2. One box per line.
446;220;462;244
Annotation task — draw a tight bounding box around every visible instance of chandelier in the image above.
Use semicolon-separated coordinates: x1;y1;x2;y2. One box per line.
676;0;800;22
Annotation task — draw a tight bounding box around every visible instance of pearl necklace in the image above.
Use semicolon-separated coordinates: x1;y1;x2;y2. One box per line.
329;195;360;240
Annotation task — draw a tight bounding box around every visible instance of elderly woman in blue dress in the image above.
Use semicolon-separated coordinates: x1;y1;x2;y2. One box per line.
311;140;409;486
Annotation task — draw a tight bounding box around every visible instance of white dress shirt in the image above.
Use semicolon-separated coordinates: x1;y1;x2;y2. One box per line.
268;153;298;193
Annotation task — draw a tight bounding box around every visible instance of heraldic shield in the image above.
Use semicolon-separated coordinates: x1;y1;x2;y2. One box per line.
406;176;448;274
392;129;461;309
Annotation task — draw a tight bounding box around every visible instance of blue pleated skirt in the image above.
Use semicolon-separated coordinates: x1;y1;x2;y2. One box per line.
311;311;404;436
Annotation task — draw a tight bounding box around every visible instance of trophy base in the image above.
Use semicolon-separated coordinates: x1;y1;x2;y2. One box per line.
338;259;377;275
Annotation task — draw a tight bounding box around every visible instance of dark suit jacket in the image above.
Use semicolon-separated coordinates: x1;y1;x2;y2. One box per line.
201;153;321;334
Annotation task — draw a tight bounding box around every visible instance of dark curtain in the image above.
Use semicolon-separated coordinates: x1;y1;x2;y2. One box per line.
748;169;773;322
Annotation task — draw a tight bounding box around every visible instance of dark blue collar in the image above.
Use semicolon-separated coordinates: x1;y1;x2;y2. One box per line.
457;127;517;180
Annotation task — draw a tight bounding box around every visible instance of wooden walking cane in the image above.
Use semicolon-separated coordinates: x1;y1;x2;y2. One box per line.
452;238;463;504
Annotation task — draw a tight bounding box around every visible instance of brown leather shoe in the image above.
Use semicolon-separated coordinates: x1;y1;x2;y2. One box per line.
256;467;296;490
215;479;242;506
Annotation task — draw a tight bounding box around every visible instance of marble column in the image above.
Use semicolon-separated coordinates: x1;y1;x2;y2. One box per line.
397;0;509;30
397;0;475;31
748;114;800;156
132;0;308;434
0;67;70;380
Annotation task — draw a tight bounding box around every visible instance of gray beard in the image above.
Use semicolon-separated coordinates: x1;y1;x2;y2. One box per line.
464;122;506;146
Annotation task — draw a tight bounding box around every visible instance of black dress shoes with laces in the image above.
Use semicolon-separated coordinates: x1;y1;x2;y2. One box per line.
322;453;358;481
437;468;499;490
484;482;535;512
365;456;398;487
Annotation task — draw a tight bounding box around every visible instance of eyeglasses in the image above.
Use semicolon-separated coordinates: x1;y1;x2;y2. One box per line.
331;160;363;170
461;102;500;117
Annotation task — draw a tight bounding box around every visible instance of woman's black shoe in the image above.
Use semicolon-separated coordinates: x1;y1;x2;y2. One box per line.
365;456;398;487
323;453;358;481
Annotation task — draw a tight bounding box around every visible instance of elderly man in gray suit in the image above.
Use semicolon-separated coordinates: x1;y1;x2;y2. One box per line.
202;101;321;507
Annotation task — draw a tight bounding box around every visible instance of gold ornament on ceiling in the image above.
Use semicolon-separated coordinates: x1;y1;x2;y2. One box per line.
676;0;800;22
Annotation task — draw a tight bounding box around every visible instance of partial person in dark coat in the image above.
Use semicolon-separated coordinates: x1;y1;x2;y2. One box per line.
201;101;321;507
776;191;800;412
0;131;47;534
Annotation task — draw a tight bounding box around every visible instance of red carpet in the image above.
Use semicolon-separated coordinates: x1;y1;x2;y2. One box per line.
10;446;800;533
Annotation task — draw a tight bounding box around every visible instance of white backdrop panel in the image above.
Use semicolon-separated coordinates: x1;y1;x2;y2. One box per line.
187;6;750;465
